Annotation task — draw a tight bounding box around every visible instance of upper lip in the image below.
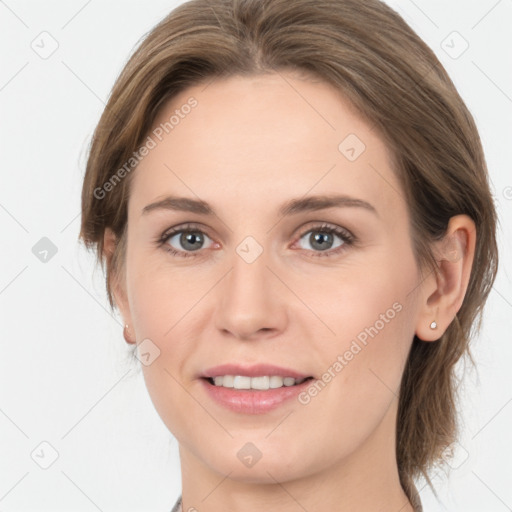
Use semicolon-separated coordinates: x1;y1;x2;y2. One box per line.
200;363;312;379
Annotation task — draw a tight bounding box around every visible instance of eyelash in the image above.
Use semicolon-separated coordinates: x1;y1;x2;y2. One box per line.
156;222;355;259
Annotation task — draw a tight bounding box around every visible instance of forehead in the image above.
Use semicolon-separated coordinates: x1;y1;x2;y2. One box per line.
130;72;403;220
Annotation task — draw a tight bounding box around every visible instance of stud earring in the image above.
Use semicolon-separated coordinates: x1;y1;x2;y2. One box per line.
430;321;437;329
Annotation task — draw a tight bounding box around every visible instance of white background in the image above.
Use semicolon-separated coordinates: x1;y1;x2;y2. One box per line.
0;0;511;510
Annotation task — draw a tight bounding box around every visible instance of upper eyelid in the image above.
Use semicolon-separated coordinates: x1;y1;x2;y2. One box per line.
160;223;213;242
297;222;352;237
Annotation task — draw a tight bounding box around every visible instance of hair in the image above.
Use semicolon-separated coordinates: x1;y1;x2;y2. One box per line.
79;0;498;506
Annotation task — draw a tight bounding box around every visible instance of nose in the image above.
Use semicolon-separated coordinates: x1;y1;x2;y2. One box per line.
214;247;288;341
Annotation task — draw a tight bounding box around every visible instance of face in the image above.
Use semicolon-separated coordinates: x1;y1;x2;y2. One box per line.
116;72;425;483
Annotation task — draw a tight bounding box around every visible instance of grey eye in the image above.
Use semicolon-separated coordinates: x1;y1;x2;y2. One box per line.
298;230;345;252
167;231;213;252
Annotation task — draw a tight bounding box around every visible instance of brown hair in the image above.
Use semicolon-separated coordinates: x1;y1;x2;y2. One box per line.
79;0;499;504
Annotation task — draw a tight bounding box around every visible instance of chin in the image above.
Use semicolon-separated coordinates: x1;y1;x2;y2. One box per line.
198;442;320;484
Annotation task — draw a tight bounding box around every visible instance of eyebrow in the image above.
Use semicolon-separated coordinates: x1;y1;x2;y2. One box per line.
141;194;378;217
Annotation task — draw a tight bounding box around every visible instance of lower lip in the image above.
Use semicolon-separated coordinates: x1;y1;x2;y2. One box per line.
200;378;313;414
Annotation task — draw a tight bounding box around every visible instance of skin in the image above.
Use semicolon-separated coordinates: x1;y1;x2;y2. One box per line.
104;71;476;512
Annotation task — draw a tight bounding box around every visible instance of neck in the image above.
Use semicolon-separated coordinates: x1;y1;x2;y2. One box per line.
178;399;415;512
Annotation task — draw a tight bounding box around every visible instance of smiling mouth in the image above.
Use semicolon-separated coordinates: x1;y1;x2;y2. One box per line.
203;375;314;390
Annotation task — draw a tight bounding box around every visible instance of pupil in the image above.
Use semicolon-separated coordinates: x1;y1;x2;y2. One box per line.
181;232;203;251
311;232;332;251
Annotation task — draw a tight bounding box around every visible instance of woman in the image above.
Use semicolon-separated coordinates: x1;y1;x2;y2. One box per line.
79;0;498;510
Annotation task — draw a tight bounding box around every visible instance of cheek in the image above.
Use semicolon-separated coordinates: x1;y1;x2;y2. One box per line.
301;254;414;351
127;249;211;338
332;305;411;406
293;284;415;461
127;266;200;438
304;249;417;406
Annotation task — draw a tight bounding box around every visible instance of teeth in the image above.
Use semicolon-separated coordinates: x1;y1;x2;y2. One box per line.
269;376;284;388
222;375;234;388
233;376;251;389
210;375;308;390
251;376;269;390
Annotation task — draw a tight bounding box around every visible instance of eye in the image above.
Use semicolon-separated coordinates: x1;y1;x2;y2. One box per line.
159;224;216;258
294;223;354;257
157;222;355;259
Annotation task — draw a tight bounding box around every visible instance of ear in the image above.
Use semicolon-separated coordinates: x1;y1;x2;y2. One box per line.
103;228;134;337
415;214;476;342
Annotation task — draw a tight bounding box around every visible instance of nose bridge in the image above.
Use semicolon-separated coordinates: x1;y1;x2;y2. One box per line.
214;235;286;338
232;240;269;296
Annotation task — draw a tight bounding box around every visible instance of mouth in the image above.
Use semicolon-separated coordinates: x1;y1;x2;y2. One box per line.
199;373;316;414
202;375;315;390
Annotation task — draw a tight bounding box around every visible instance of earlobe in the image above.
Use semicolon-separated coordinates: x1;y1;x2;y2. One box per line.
123;324;136;344
415;215;476;342
416;303;440;342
